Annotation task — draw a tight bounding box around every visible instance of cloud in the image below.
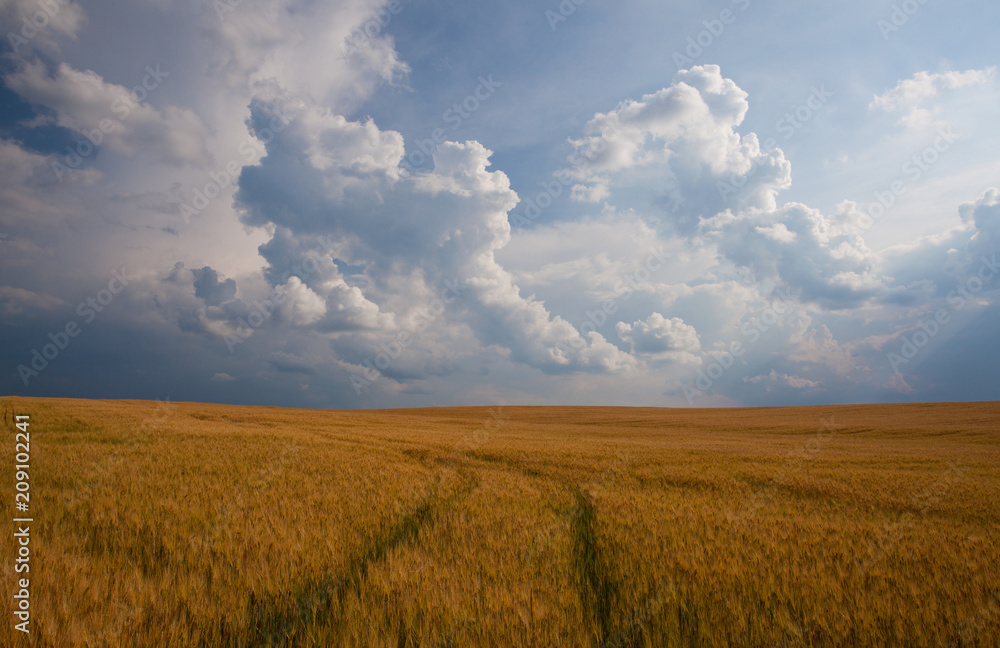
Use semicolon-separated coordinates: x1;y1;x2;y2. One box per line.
0;135;102;276
234;93;637;378
787;324;856;377
877;187;1000;301
0;0;86;55
191;266;237;306
235;98;404;233
4;61;212;167
1;0;997;411
565;65;791;234
276;276;326;326
960;187;1000;260
0;285;64;316
0;138;63;220
207;0;408;109
701;201;884;308
616;313;700;363
744;370;820;391
268;351;316;375
870;68;997;128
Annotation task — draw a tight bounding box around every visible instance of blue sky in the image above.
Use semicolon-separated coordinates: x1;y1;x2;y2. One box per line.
1;0;998;408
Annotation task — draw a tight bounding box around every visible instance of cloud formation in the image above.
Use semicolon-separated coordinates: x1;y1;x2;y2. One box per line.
0;0;997;409
566;65;791;234
871;67;997;128
5;61;211;167
235;94;635;379
616;313;700;363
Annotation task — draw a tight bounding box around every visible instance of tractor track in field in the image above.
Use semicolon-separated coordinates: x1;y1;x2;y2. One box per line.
571;488;624;647
571;487;668;648
231;468;477;648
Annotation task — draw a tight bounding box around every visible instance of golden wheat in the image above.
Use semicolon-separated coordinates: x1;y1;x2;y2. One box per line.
1;398;998;647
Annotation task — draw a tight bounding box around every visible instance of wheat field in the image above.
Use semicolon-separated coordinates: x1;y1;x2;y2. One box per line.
1;397;998;647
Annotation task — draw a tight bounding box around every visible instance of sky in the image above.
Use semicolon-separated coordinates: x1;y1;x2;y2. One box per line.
1;0;998;409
